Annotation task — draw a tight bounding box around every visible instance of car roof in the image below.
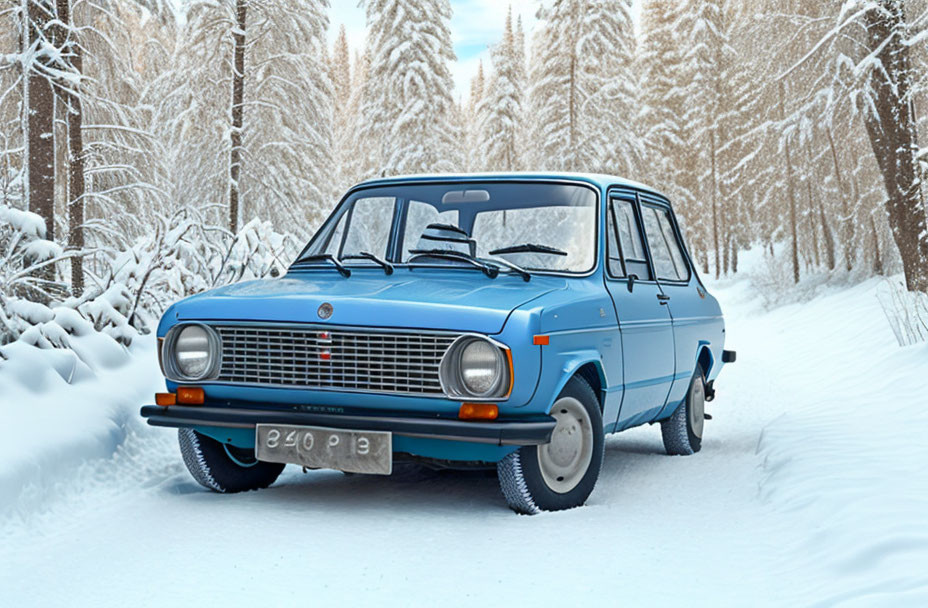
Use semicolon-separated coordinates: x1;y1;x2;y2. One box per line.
354;172;670;201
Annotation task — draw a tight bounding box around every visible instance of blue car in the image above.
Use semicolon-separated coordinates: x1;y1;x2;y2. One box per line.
142;173;734;514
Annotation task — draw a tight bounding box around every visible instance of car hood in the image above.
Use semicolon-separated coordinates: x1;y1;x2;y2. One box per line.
164;270;567;334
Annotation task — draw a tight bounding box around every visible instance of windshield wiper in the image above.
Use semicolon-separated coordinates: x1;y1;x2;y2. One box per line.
342;251;394;275
292;254;351;277
487;257;531;282
489;243;568;257
408;249;499;279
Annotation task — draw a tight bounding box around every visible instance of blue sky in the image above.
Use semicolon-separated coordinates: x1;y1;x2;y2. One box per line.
330;1;642;101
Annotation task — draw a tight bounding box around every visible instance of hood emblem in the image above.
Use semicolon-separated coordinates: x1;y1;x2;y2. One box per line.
317;302;333;320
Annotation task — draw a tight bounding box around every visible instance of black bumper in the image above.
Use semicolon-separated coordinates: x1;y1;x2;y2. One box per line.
140;405;557;446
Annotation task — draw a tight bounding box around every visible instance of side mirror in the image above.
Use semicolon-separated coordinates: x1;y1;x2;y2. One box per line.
627;273;638;293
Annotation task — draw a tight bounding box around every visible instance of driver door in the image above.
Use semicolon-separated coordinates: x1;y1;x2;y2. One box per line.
604;193;676;430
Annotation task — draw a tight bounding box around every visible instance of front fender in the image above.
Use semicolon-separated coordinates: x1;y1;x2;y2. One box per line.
532;348;607;415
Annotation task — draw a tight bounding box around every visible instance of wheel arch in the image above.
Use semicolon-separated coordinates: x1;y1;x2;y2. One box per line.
696;342;713;379
547;355;606;414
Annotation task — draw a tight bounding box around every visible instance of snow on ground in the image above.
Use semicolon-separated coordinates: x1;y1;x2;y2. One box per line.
1;272;927;606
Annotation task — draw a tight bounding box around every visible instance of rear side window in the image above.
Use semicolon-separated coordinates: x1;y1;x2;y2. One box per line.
641;206;689;282
608;198;652;281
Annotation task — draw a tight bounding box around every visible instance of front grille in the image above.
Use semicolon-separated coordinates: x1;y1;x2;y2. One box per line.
214;325;457;396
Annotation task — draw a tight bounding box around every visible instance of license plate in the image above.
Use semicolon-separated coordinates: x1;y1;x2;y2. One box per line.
256;424;392;475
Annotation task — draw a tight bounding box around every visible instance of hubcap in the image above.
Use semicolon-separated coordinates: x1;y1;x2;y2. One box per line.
537;396;594;494
689;377;705;439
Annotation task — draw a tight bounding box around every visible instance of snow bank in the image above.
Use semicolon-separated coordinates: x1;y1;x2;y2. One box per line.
713;273;928;604
0;329;162;515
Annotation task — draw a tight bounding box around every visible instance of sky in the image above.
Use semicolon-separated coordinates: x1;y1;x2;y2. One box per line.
329;1;642;102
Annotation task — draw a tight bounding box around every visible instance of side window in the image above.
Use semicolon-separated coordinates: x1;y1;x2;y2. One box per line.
641;206;690;282
609;198;652;281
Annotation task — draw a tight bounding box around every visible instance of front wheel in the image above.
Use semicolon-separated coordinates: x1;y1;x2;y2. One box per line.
660;364;706;455
178;429;285;493
497;376;604;514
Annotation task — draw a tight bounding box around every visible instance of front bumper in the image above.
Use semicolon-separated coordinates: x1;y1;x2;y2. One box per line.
140;405;556;446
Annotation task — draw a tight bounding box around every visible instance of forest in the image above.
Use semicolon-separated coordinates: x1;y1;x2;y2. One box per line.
1;0;928;346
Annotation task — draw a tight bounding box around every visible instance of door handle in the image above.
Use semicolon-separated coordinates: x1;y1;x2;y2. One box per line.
657;294;671;304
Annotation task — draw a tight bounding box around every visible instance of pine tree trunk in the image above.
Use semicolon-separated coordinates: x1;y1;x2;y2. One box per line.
871;215;884;275
55;0;84;294
826;128;855;272
804;141;820;268
229;0;247;234
710;129;720;279
567;52;576;172
818;203;836;271
26;0;56;244
861;1;928;292
779;82;800;284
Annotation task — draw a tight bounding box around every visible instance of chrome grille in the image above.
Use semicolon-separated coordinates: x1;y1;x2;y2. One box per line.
214;325;457;396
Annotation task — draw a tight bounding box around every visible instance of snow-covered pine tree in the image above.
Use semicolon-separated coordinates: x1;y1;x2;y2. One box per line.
638;0;686;201
676;0;733;278
163;0;333;237
360;0;459;176
464;60;487;171
480;7;524;171
331;25;353;196
527;0;639;174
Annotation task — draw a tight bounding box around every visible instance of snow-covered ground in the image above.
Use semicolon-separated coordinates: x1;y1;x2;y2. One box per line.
1;273;927;606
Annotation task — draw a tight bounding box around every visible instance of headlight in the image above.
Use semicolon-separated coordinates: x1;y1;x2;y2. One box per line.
440;335;511;399
165;324;220;381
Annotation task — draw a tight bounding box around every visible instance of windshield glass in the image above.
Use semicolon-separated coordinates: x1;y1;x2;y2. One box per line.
296;181;598;274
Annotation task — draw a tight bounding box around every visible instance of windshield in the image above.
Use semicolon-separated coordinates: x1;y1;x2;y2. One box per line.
295;181;598;275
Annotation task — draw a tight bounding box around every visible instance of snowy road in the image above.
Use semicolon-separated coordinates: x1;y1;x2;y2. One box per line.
2;278;927;606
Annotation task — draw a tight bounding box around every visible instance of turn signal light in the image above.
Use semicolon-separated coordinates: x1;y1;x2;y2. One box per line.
155;393;176;407
533;335;550;346
177;386;205;405
459;403;499;421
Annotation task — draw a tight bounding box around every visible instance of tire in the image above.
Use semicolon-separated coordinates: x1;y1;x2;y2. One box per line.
178;428;285;493
661;364;706;456
497;375;604;514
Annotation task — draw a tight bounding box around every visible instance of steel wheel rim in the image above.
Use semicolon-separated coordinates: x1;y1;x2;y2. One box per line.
689;377;705;439
537;396;594;494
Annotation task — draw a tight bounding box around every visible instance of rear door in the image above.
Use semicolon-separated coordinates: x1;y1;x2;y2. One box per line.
604;191;676;430
638;196;704;417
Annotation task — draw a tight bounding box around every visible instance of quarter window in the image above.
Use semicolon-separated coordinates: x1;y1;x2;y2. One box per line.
641;206;689;282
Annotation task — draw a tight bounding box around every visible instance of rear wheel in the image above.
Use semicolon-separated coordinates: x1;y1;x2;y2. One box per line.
661;364;706;456
178;429;285;493
497;376;604;514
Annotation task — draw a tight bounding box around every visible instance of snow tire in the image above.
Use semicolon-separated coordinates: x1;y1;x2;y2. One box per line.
178;428;285;493
497;375;604;514
661;364;706;456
